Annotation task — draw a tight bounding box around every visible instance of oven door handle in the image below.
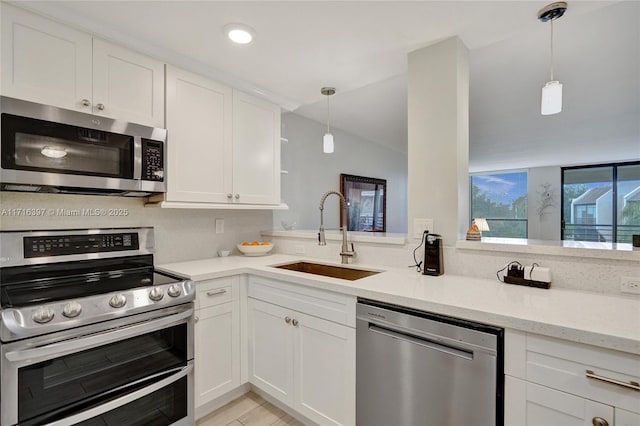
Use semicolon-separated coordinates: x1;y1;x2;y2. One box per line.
45;361;193;426
5;309;192;363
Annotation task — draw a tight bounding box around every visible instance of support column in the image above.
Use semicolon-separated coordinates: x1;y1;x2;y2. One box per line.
408;37;469;245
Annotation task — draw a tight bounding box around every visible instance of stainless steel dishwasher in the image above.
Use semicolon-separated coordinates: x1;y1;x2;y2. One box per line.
356;299;503;426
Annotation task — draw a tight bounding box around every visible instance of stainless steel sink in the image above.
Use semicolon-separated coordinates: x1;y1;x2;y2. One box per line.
274;261;380;281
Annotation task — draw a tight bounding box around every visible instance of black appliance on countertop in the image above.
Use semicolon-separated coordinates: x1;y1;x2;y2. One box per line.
423;233;444;276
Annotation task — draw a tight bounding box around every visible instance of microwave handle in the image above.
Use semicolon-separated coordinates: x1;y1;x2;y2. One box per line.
4;309;192;363
45;362;193;426
133;136;142;180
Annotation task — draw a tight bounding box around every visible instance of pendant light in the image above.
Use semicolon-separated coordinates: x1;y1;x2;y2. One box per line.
538;2;567;115
321;87;336;153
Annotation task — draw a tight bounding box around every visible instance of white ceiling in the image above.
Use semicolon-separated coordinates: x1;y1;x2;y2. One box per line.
16;1;637;162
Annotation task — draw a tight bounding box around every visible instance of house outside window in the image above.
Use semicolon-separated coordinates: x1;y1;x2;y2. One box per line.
562;162;640;243
470;171;528;238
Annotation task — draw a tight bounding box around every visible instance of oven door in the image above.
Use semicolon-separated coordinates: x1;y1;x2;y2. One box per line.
1;304;194;426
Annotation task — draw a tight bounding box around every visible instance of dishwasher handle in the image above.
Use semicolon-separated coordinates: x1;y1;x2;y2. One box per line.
368;323;473;360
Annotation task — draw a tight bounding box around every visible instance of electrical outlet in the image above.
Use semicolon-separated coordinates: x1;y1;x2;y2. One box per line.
215;219;224;234
294;245;305;255
621;276;640;294
413;218;434;239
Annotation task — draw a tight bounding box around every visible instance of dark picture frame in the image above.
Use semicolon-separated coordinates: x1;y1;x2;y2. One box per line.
340;174;387;232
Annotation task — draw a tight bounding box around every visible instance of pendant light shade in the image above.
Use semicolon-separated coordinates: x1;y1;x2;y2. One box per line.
323;132;334;153
541;80;563;115
321;87;336;154
538;2;567;116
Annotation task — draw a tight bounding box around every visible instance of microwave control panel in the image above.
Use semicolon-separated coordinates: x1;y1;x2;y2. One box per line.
142;139;164;181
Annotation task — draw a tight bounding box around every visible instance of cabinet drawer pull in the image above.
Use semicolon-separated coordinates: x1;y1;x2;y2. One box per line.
585;370;640;391
284;316;291;324
81;99;91;107
96;103;105;111
592;417;609;426
292;318;299;327
206;289;227;297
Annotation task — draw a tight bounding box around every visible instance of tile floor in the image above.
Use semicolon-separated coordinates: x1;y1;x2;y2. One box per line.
196;392;306;426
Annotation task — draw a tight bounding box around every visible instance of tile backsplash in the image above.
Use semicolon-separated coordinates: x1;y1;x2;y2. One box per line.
0;192;271;264
266;233;640;296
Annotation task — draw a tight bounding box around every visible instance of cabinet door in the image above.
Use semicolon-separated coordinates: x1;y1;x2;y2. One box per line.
294;312;356;426
1;3;92;112
232;90;281;205
92;39;164;127
248;298;294;405
165;66;233;202
505;376;614;426
616;408;640;426
194;302;240;407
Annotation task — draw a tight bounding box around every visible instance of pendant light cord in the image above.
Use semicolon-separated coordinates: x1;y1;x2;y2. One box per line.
549;18;555;81
326;94;331;133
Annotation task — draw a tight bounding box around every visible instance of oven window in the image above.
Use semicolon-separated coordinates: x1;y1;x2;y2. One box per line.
18;323;187;425
76;376;187;426
1;113;133;178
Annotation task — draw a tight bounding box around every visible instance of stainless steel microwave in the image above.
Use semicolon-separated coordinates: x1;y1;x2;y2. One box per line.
0;96;167;196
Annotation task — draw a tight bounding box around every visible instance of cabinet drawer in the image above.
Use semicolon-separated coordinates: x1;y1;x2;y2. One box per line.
195;276;238;309
248;276;356;327
508;331;640;414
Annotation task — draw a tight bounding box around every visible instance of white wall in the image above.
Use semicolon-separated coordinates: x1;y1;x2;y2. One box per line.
273;113;407;232
0;192;271;264
527;166;561;240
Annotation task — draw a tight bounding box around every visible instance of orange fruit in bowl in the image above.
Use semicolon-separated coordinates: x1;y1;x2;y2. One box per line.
260;242;271;246
241;242;250;246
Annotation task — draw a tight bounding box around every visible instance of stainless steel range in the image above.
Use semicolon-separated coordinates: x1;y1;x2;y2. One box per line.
0;227;195;426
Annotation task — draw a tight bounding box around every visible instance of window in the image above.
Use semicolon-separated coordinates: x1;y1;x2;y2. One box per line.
562;161;640;243
470;171;528;238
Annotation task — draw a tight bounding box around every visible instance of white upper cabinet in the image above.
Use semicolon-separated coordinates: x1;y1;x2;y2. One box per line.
165;65;233;203
157;68;281;207
92;39;164;127
1;3;165;127
232;90;281;205
1;3;92;112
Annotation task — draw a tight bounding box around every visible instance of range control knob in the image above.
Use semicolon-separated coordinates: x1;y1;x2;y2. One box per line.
167;284;182;298
109;294;127;308
62;301;82;318
32;307;55;324
149;287;164;301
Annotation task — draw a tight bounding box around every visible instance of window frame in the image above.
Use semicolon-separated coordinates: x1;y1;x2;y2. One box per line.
469;169;529;239
561;160;640;243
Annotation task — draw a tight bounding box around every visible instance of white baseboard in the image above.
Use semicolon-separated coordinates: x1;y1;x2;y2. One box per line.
249;384;316;426
195;383;251;420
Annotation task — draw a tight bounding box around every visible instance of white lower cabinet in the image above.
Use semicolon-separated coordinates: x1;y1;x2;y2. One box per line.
248;299;294;403
248;277;356;426
194;277;241;409
505;329;640;426
506;376;614;426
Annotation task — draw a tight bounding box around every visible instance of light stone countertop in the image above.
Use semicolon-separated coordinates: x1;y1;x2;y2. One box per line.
158;254;640;356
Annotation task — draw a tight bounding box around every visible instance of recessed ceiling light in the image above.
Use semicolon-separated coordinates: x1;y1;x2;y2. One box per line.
224;23;255;45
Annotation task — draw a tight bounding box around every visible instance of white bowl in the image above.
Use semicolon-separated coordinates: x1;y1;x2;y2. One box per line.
237;243;274;256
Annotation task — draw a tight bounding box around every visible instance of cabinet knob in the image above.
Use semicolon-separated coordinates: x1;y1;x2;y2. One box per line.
195;316;199;323
96;103;105;111
292;318;299;327
235;194;240;200
227;193;233;199
81;99;91;107
592;417;609;426
284;316;291;324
